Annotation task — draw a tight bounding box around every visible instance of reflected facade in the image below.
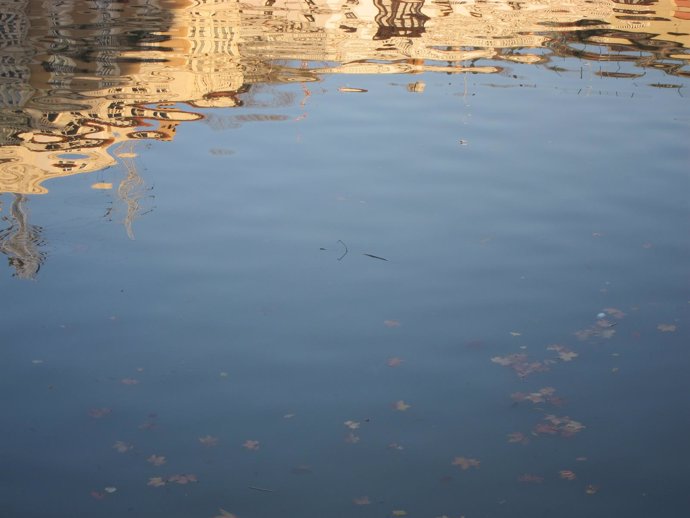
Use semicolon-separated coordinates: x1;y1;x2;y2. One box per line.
0;0;688;195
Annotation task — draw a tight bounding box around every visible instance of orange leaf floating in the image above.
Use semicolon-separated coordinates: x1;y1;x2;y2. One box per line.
344;432;360;444
559;470;576;480
242;440;260;451
452;456;480;470
546;344;578;362
199;435;219;447
507;432;530;445
387;357;404;367
113;441;133;453
168;473;197;485
88;407;112;419
394;400;411;411
353;496;371;505
491;354;552;378
147;455;166;466
384;320;401;328
534;415;585;437
511;386;559;405
147;477;166;487
344;420;360;430
604;307;626;319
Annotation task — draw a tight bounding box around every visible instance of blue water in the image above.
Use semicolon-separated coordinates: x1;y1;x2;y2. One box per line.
1;3;689;517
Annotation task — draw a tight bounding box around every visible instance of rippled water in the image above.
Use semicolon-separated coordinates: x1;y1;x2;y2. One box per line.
1;1;689;517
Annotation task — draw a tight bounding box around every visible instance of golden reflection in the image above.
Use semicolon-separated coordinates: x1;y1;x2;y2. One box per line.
0;0;688;198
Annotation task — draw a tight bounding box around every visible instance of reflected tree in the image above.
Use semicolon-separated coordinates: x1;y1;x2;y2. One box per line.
0;194;46;279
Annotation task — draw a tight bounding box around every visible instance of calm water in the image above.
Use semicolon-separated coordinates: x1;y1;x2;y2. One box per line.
1;1;689;517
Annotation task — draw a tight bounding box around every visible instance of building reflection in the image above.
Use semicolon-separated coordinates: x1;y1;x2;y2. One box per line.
0;194;45;279
0;0;688;276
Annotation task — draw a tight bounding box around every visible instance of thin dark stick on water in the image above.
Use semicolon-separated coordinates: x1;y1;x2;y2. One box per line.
362;253;387;261
337;240;348;261
249;486;274;493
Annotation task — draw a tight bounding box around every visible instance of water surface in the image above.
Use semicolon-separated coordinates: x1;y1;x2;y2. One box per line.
1;1;689;517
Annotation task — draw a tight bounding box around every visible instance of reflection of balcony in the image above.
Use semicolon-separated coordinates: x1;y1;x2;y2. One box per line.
373;0;429;40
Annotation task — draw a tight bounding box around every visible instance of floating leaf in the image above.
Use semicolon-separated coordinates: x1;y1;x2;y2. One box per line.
511;386;558;405
657;323;677;333
509;331;522;336
452;456;480;470
168;473;197;485
547;344;578;362
534;415;585;437
491;354;551;378
90;490;105;499
103;487;117;494
91;182;113;190
199;435;219;447
339;87;368;93
147;455;166;466
113;441;133;453
214;509;237;518
344;432;360;444
585;484;599;494
507;432;530;445
559;470;576;480
394;400;411;411
242;440;260;451
344;420;360;430
387;357;404;367
391;511;407;517
353;496;371;505
120;378;139;385
147;477;166;487
384;320;401;328
388;442;404;450
604;307;625;319
88;407;112;419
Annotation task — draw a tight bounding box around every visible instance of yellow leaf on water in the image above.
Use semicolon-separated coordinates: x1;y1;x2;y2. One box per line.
394;400;411;411
339;87;368;93
392;511;407;517
510;331;522;336
91;182;112;190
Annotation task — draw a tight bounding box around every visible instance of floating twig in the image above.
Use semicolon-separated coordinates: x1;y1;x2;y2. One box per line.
249;486;274;493
363;253;387;261
337;240;348;261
